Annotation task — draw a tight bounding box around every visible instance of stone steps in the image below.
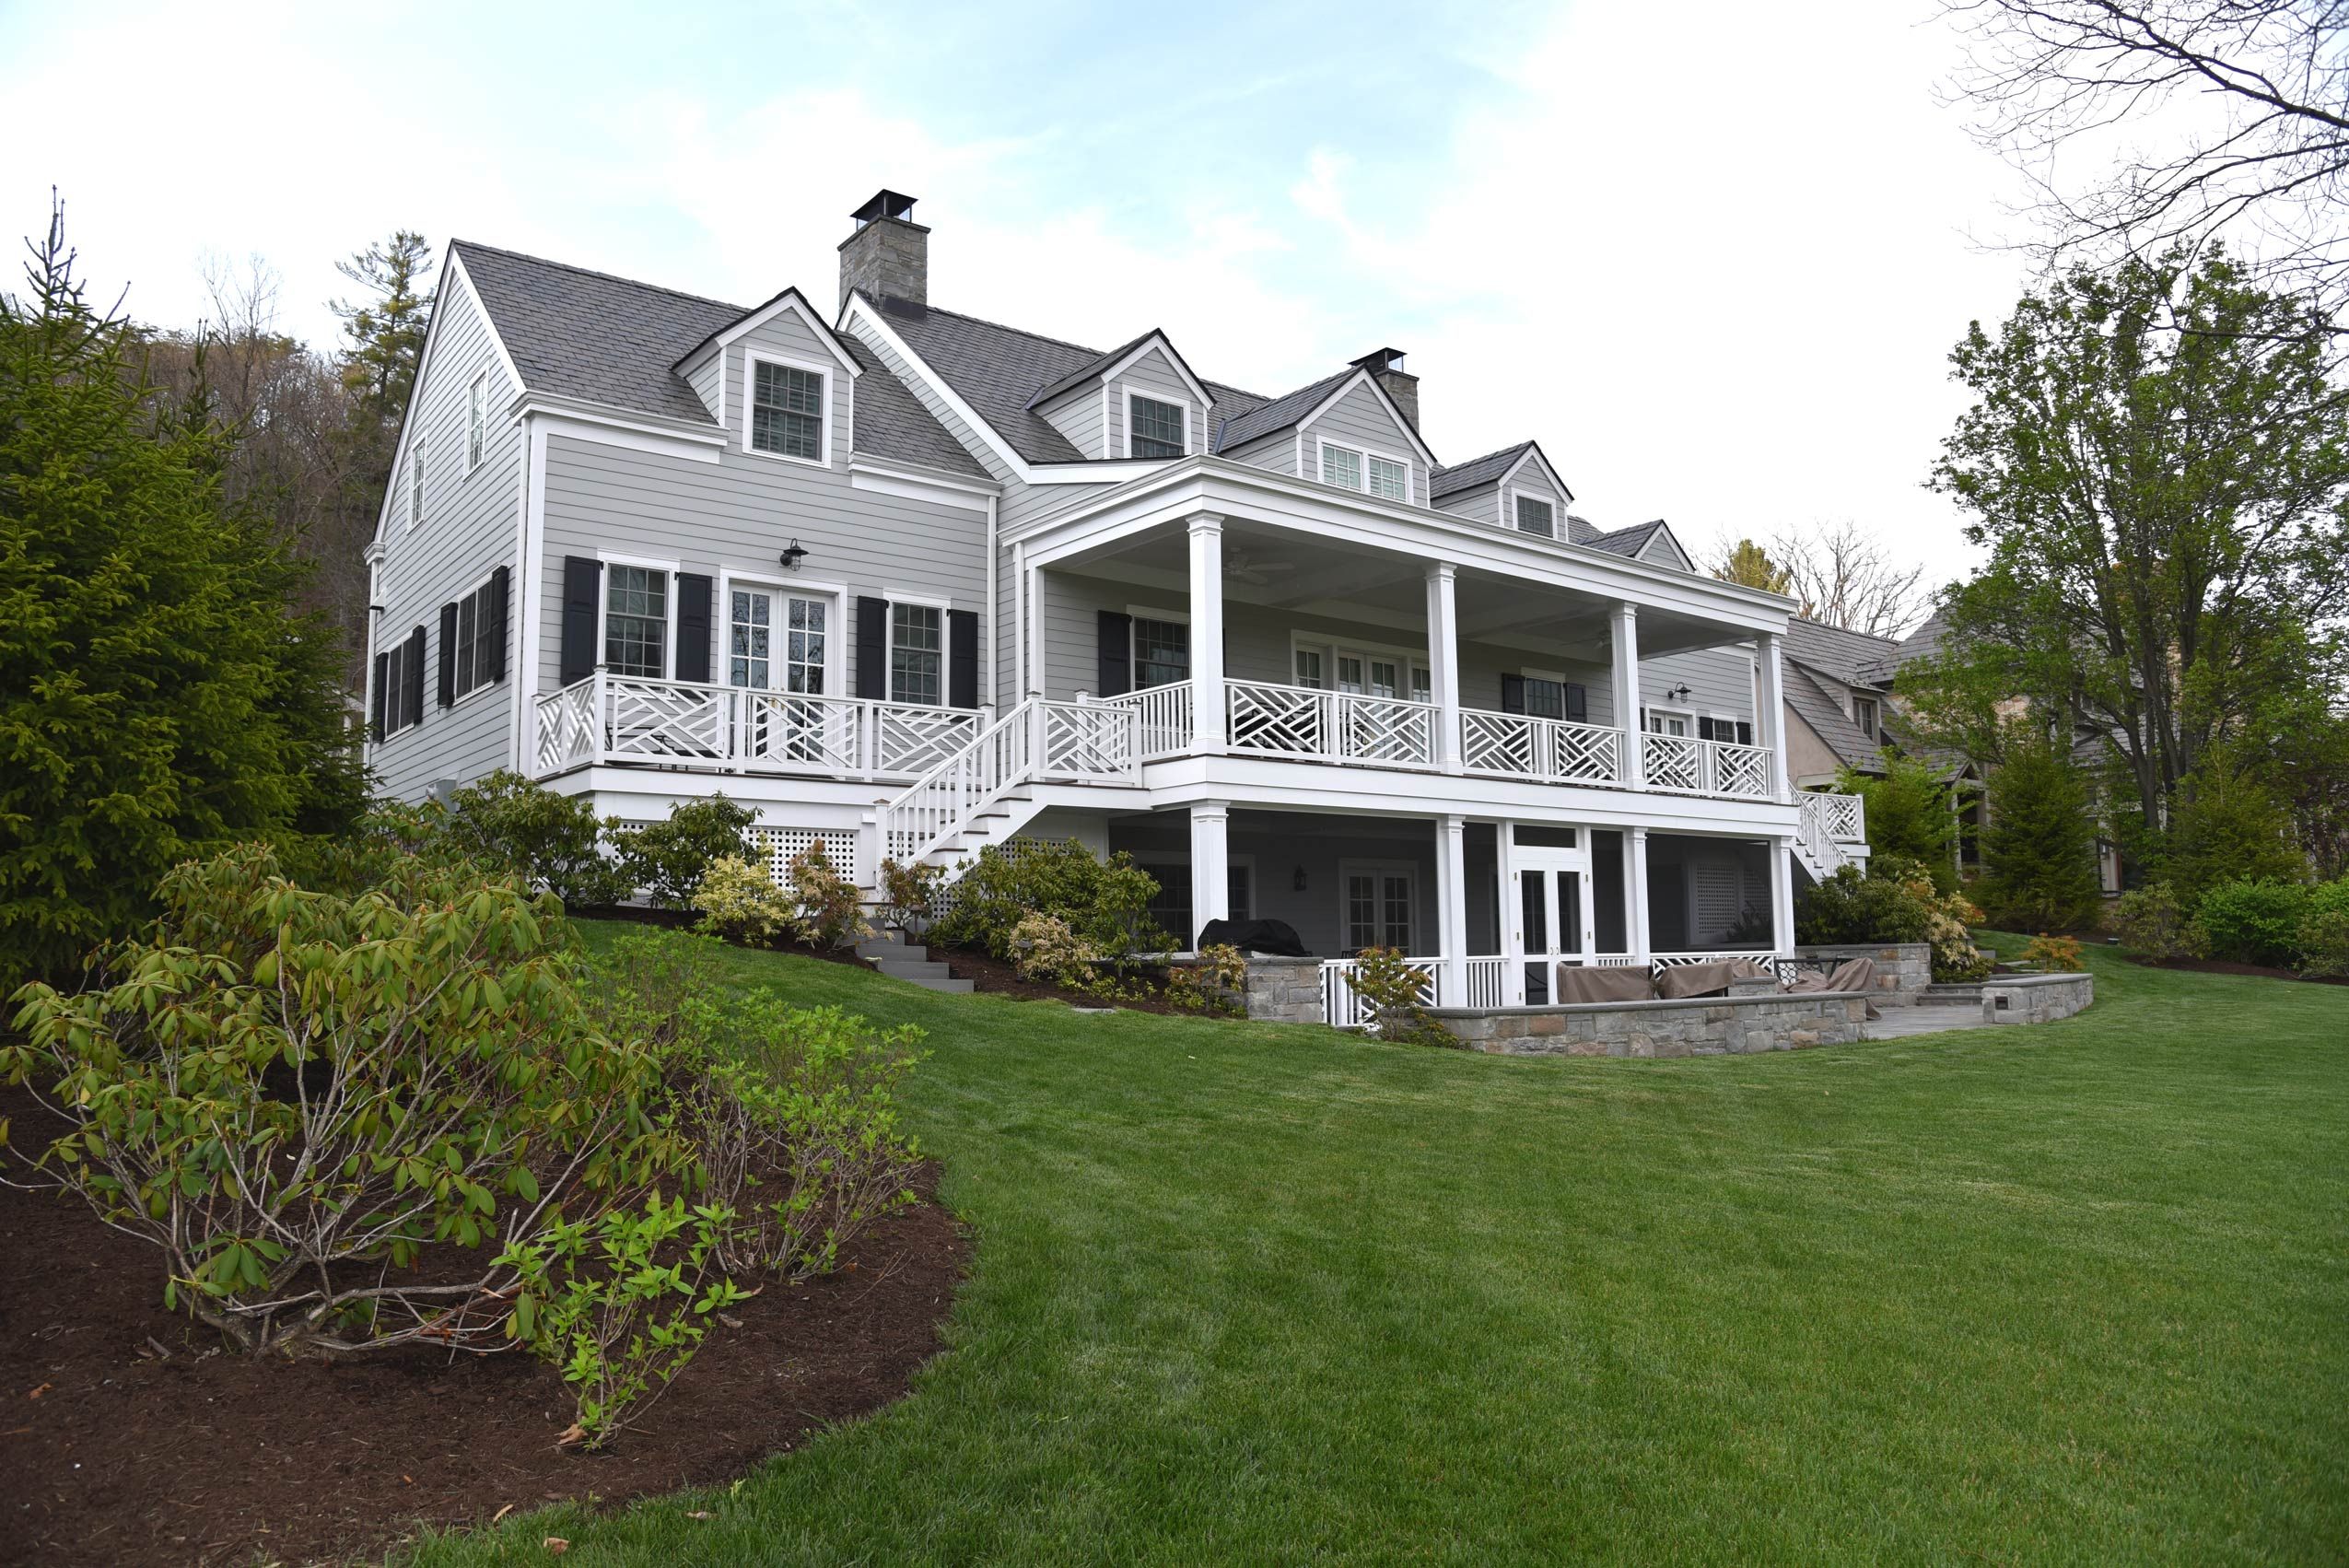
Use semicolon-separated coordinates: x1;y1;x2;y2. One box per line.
858;934;974;993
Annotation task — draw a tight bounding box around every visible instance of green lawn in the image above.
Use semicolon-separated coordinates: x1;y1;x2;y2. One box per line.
412;931;2348;1566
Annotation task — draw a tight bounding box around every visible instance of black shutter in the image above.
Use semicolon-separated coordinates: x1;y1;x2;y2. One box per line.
438;602;458;708
1696;717;1715;742
370;652;388;742
675;573;713;684
948;609;978;708
1565;682;1588;723
403;627;426;729
489;566;510;682
1736;720;1754;745
856;596;888;699
1096;610;1132;697
1500;674;1526;715
559;556;602;685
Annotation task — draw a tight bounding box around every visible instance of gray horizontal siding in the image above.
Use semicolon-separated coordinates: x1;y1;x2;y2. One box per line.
1107;347;1198;457
368;271;520;801
1034;383;1105;460
1434;480;1499;525
1222;427;1298;477
1302;380;1428;508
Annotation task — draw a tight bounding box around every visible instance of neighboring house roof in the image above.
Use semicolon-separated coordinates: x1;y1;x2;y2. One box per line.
864;294;1265;465
1430;441;1534;497
1898;608;1954;668
1782;617;1902;690
1785;661;1885;772
450;241;986;479
1210;368;1355;452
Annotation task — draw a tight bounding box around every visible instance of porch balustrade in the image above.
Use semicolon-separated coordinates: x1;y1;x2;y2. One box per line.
1224;678;1442;769
531;673;982;779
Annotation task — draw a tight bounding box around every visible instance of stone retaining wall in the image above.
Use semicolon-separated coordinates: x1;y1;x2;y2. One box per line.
1792;942;1934;1006
1981;971;2094;1025
1428;991;1870;1059
1233;956;1326;1024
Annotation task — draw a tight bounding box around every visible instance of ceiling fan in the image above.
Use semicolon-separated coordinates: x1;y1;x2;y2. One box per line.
1223;550;1298;587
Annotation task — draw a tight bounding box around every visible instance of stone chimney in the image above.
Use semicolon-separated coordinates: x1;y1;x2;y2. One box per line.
838;189;928;311
1351;347;1420;433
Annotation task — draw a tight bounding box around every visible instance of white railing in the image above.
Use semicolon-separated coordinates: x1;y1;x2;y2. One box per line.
1318;954;1510;1025
1100;684;1193;760
1795;790;1869;882
880;697;1140;866
1639;732;1774;799
1459;708;1626;787
531;673;981;781
1464;955;1508;1008
1227;679;1440;769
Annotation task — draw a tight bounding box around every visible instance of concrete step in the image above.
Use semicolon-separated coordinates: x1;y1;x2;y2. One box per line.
856;938;925;961
1923;983;1984;1005
898;975;975;994
877;959;953;981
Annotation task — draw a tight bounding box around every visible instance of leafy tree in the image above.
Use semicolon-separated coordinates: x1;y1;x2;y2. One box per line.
1709;537;1793;594
1837;755;1959;891
0;203;363;988
1911;248;2349;847
1976;730;2103;931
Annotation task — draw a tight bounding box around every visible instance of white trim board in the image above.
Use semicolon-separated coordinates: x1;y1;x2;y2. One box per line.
740;348;836;467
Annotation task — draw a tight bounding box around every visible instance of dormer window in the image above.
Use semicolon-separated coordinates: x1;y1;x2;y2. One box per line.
1319;440;1411;502
1367;454;1407;501
1853;695;1880;739
1515;495;1555;538
749;356;827;462
1321;443;1361;489
1129;394;1186;459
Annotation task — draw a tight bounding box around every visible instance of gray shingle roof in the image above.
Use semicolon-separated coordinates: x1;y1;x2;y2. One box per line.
1566;515;1602;544
449;241;986;480
1897;608;1955;668
1782;617;1902;688
1024;329;1160;410
1429;441;1533;498
1210;368;1356;453
1784;661;1885;772
1586;520;1680;562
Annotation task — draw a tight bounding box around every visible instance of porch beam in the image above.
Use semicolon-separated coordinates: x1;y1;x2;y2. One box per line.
1425;563;1463;773
1188;513;1226;752
1189;800;1231;947
1611;603;1642;788
1435;813;1468;1005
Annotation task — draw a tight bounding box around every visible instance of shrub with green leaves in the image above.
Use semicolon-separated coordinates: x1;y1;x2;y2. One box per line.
2194;878;2313;967
933;839;1171;961
1011;911;1096;985
1794;866;1932;945
877;857;946;933
0;845;682;1359
609;794;758;909
787;843;868;949
2110;881;2205;962
2296;908;2349;978
1351;947;1452;1046
497;1191;744;1449
1167;943;1248;1016
693;853;794;946
441;769;631;907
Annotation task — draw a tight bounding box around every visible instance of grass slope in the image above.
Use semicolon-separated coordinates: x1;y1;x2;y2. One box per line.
413;933;2348;1566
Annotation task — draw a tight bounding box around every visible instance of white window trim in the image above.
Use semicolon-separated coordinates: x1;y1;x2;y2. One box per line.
1644;704;1696;736
1314;435;1414;503
1701;709;1750;744
716;570;846;696
407;446;426;531
742;349;835;467
1122;388;1191;460
466;372;488;474
883;591;951;708
1852;694;1881;733
449;568;505;708
595;550;682;683
1507;486;1559;539
1338;858;1420;954
1290;631;1432;698
1517;666;1585;722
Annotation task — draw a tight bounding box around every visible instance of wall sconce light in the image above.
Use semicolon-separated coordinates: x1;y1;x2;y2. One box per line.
1292;865;1308;893
1665;682;1692;703
779;540;809;570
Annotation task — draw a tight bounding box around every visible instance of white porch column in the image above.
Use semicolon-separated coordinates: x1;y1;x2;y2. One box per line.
1434;814;1468;1004
1425;562;1463;773
1771;834;1796;954
1626;825;1652;961
1499;821;1525;1006
1757;630;1790;802
1188;514;1225;752
1610;602;1642;788
1024;560;1046;699
1188;800;1230;948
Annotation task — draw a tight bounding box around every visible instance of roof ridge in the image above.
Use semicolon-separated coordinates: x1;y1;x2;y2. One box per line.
1432;440;1533;475
451;239;748;316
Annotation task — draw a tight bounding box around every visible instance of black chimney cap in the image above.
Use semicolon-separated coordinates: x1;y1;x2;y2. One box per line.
1350;347;1408;374
851;190;918;228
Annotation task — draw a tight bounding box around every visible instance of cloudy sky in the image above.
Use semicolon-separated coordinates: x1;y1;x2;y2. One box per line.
2;0;2033;595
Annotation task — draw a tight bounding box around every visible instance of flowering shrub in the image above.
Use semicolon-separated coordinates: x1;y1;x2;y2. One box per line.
2018;933;2084;972
1011;911;1097;985
693;854;794;945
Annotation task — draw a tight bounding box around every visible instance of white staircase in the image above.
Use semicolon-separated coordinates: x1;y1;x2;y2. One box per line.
870;696;1143;887
1794;790;1869;885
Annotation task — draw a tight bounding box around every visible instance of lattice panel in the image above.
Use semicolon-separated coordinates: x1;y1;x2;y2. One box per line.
750;826;859;886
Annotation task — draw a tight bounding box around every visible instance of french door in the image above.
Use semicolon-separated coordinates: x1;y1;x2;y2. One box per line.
731;587;835;763
1341;861;1416;955
1509;844;1594;1004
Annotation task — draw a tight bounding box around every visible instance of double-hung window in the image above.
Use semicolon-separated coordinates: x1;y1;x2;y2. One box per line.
1132;615;1189;689
751;359;825;461
1515;494;1555;537
1129;394;1186;458
408;447;426;528
1367;454;1408;501
451;577;499;700
889;602;943;706
604;566;669;679
1852;696;1880;739
1321;441;1408;501
466;373;487;472
1320;443;1361;490
380;643;412;736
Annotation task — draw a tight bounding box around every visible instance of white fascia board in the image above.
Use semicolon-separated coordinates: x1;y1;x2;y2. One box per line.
847;454;999;512
1010;457;1795;632
676;287;861;380
518;394;726;463
1295;368;1441;469
1496;443;1575;507
842;294;1161;489
1101;333;1215;411
368;248;528;546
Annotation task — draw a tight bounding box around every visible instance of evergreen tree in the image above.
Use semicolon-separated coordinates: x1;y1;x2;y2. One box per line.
1976;730;2102;932
332;230;432;573
1838;754;1958;892
1710;538;1793;595
0;202;362;987
2159;753;2308;904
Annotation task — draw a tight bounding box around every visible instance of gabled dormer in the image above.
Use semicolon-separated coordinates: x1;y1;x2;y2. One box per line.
672;286;861;465
1214;355;1438;503
1025;329;1214;461
1431;440;1575;535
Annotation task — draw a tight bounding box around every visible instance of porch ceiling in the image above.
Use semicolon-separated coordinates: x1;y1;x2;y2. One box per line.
1056;518;1752;658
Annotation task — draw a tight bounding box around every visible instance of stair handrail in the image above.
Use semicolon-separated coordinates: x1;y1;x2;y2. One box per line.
878;697;1041;867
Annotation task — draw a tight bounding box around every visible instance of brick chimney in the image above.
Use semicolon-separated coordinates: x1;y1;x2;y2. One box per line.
838;190;928;311
1351;347;1419;432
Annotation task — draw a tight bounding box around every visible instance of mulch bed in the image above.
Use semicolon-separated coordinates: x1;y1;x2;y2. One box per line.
0;1086;968;1568
931;944;1227;1016
2130;954;2349;987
